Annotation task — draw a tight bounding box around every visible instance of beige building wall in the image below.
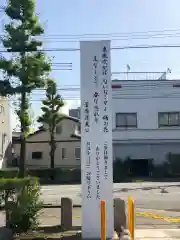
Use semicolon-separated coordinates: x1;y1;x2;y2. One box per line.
0;97;12;168
13;118;81;169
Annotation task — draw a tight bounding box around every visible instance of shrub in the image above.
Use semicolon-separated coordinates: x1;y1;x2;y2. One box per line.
0;168;81;184
113;158;129;182
28;168;81;183
167;152;180;175
0;177;43;233
152;162;170;178
0;168;19;178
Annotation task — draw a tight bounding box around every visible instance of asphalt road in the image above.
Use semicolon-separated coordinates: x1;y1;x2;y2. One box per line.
39;182;180;228
39;208;180;229
1;182;180;228
41;182;180;211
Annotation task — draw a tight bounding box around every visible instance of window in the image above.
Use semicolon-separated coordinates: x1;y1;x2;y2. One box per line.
62;148;66;159
75;147;80;160
78;124;81;133
32;151;42;159
0;105;4;115
158;112;180;127
116;113;137;128
56;125;62;134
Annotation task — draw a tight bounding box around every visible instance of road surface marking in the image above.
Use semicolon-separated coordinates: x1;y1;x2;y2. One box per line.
73;212;180;223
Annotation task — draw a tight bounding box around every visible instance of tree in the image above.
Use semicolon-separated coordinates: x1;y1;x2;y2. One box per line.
38;79;64;173
0;0;51;177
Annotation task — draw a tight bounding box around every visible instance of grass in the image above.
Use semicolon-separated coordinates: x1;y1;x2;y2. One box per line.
133;180;145;183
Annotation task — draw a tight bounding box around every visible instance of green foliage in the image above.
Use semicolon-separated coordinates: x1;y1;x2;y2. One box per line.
0;0;51;177
38;79;64;128
151;162;170;178
0;177;43;233
38;79;64;170
113;158;129;182
0;168;19;178
0;168;81;184
166;152;180;175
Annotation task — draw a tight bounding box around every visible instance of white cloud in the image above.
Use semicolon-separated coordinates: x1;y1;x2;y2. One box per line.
11;99;81;131
60;100;80;115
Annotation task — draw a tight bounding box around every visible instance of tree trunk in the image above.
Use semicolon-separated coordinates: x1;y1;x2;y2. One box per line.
50;133;56;180
19;136;26;177
19;91;26;178
50;145;55;169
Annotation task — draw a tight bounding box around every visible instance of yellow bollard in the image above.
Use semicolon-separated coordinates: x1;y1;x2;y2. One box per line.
100;200;106;240
128;197;132;235
128;196;135;240
131;199;135;240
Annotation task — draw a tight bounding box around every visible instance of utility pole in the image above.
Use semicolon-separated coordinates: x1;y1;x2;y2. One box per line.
126;64;131;80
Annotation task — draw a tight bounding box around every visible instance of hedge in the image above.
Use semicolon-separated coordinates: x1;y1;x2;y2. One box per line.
1;158;178;184
0;165;133;184
0;168;81;184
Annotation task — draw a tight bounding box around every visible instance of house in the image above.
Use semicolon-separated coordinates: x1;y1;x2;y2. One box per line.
12;116;81;169
112;78;180;175
0;97;12;168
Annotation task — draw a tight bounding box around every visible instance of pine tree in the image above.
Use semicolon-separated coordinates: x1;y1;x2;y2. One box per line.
0;0;51;177
38;79;64;173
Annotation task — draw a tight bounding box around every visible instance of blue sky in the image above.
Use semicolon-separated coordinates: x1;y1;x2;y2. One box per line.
1;0;180;129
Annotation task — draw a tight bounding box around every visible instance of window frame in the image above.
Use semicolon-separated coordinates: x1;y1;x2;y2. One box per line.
75;147;80;160
158;112;180;127
77;124;81;133
62;147;67;160
116;112;137;128
0;105;4;115
32;151;42;160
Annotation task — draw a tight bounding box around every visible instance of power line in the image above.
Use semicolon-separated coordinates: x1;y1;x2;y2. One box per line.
10;94;180;102
1;27;180;37
51;68;72;71
1;44;180;53
2;31;180;45
29;80;180;90
1;33;180;47
36;32;180;42
35;35;180;43
52;62;72;65
16;28;180;38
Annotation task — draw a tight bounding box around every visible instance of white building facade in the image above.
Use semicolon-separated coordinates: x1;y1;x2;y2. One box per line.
0;97;12;168
112;79;180;165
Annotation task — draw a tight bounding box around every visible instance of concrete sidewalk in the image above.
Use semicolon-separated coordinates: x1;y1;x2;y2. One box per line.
135;229;180;239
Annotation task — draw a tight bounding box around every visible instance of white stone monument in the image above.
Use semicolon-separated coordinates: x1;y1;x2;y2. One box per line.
80;40;113;239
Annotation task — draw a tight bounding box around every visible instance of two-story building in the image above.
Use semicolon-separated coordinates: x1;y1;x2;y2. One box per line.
12;116;81;169
112;78;180;175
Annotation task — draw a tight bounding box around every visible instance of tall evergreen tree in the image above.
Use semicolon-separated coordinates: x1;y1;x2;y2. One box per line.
38;79;64;172
0;0;51;177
